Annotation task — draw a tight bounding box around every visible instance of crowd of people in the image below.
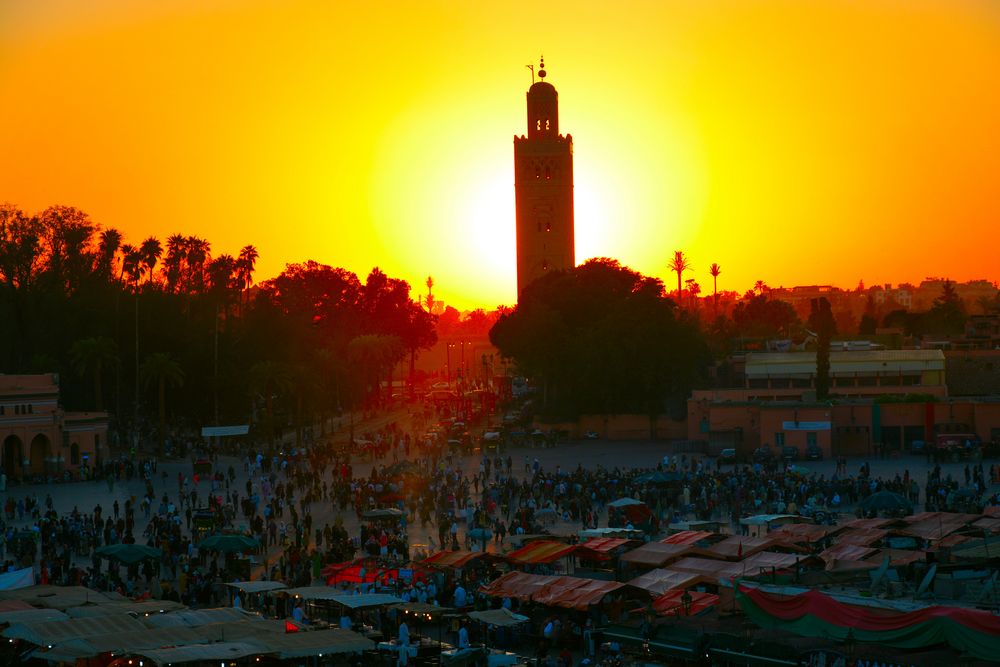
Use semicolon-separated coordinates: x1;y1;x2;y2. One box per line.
1;400;998;667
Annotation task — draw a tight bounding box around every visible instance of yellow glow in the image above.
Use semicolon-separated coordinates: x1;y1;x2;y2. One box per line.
1;1;998;309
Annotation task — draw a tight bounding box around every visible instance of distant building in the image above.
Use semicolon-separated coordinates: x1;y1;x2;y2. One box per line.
1;374;108;480
689;350;950;458
514;57;575;298
741;350;946;399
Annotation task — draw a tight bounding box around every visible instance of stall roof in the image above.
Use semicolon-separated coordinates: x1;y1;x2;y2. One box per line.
133;640;262;665
768;523;838;544
0;599;32;612
423;550;488;569
706;536;803;559
619;542;711;568
65;600;186;618
466;608;530;627
661;531;715;545
480;572;560;601
652;590;719;616
245;628;374;658
626;569;708;596
868;548;926;567
819;543;879;566
972;517;1000;534
836;528;889;547
481;572;628;610
0;586;118;610
902;513;980;541
3;614;146;645
577;537;633;554
225;581;288;593
143;607;255;628
328;593;404;609
0;608;69;624
670;552;804;580
505;540;577;564
839;517;895;531
532;578;629;610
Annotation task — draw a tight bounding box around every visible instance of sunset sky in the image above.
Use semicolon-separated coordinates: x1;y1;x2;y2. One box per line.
2;0;998;310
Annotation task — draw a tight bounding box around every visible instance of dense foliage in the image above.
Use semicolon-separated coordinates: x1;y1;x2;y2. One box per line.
0;204;435;441
490;258;709;417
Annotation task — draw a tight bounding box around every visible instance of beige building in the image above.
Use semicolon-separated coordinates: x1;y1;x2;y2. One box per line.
1;374;108;481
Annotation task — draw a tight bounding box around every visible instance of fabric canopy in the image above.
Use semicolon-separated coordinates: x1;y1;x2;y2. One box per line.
767;523;835;544
902;512;980;541
480;572;628;610
620;542;710;568
836;528;888;546
0;568;35;591
505;540;577;564
737;584;1000;661
653;590;719;616
576;537;633;560
706;536;803;559
423;550;488;569
661;531;714;545
467;608;530;627
627;569;709;596
819;543;878;565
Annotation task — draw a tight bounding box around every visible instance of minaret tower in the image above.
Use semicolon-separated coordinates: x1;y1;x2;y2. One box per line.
514;57;575;298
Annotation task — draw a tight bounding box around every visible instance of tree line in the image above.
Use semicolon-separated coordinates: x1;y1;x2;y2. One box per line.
0;204;436;449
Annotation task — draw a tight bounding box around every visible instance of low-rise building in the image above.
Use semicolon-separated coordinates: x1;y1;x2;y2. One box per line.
1;373;108;481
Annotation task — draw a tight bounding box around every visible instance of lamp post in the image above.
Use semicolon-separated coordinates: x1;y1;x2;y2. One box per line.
446;343;454;383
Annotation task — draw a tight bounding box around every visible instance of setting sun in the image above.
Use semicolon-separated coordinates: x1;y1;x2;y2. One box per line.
2;0;998;309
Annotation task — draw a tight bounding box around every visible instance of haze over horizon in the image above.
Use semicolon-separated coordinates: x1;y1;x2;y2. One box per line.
2;0;998;310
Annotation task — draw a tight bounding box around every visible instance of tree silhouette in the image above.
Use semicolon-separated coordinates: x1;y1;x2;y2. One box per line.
237;245;259;309
491;258;708;416
709;263;721;315
139;237;162;286
70;336;118;412
669;250;690;303
140;352;184;455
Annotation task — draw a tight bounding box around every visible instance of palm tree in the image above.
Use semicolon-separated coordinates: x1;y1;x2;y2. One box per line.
97;228;122;279
69;336;118;411
669;250;691;302
140;352;185;455
139;236;162;286
709;263;721;315
118;243;136;284
754;280;769;296
237;244;259;308
163;233;186;293
425;275;435;313
183;236;211;293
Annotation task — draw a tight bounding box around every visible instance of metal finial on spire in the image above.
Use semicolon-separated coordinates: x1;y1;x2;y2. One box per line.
538;55;546;79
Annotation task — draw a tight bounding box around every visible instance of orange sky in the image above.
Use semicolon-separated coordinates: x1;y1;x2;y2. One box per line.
2;0;999;310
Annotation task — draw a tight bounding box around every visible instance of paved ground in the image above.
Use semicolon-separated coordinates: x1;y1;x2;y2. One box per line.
3;409;997;579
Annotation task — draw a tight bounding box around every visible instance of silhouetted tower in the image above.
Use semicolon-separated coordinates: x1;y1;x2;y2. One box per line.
514;57;575;298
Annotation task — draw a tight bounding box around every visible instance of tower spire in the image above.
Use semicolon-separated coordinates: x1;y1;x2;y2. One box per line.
538;56;546;80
